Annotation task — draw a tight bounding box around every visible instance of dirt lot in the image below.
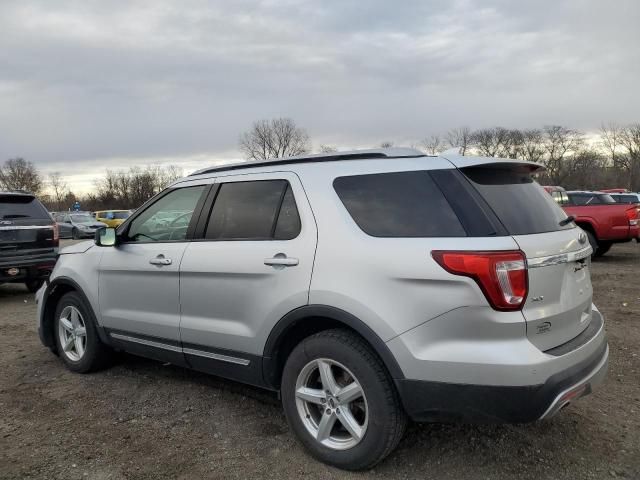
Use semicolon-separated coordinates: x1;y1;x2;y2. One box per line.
1;241;639;479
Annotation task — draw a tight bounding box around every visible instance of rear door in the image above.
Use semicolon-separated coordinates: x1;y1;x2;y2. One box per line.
179;172;317;366
459;165;594;351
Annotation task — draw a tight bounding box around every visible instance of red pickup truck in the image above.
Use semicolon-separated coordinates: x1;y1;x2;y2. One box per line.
544;187;639;257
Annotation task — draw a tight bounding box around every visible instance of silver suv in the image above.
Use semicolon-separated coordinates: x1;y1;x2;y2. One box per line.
36;148;608;470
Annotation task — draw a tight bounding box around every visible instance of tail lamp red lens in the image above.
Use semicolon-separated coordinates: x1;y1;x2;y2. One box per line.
625;207;638;226
431;250;528;311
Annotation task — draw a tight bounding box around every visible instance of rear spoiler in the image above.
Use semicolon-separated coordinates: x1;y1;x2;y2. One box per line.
439;154;545;172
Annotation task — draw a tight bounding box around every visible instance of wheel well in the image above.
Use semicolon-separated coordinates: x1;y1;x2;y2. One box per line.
263;314;402;390
575;222;596;238
41;282;77;351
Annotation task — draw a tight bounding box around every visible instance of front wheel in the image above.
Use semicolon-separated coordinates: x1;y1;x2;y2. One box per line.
53;292;112;373
281;329;407;470
71;228;79;240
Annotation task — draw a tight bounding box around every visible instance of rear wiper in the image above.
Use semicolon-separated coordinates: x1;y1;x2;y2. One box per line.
559;215;575;226
1;214;29;219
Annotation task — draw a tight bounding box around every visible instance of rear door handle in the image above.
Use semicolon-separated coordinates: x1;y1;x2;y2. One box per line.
149;255;172;266
264;254;299;267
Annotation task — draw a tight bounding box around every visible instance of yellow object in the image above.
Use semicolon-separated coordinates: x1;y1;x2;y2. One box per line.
94;210;130;227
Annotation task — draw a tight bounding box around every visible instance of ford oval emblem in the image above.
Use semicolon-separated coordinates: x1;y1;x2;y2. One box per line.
578;232;587;245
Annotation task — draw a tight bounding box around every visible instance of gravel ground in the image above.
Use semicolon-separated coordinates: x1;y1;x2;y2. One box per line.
1;240;639;479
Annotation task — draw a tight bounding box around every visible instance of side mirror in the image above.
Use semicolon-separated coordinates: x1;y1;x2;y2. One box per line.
95;227;117;247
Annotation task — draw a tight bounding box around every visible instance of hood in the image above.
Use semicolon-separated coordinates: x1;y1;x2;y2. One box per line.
60;240;94;255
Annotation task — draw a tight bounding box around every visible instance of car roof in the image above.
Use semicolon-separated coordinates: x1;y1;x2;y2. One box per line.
182;148;544;183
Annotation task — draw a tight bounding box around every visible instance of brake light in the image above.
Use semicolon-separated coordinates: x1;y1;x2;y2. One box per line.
625;207;638;226
431;250;528;311
52;223;59;245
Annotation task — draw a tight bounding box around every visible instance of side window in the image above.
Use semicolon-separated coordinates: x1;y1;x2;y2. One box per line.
274;185;301;240
126;186;206;243
205;180;301;240
334;171;466;237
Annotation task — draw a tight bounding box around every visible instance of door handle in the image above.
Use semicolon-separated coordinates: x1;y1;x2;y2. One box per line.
264;254;299;267
149;255;172;266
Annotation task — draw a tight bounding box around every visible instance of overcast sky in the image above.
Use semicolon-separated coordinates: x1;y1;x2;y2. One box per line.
1;0;639;192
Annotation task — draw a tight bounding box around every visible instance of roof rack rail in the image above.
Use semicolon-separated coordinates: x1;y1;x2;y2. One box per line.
189;148;426;176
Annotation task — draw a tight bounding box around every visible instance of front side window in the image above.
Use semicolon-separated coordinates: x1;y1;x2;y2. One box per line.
205;180;301;240
126;186;206;242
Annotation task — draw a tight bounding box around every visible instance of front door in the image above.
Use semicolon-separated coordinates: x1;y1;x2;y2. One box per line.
98;185;208;361
179;172;317;375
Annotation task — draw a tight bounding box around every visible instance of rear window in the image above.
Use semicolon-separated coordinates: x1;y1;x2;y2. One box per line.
333;171;466;237
461;166;572;235
568;193;616;205
613;194;638;204
0;194;50;220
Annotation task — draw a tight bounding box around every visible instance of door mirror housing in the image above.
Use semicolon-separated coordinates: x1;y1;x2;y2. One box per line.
95;227;117;247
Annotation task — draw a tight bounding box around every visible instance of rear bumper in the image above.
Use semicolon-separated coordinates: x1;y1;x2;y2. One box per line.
395;340;608;423
0;254;57;282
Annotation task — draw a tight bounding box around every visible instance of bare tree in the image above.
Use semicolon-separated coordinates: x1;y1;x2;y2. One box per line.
239;118;310;160
48;172;68;211
471;127;513;158
619;124;640;191
0;158;43;194
540;125;584;185
520;129;545;163
318;145;337;153
445;127;472;155
420;135;444;155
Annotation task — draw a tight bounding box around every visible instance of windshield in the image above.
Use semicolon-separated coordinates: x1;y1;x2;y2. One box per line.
71;214;95;224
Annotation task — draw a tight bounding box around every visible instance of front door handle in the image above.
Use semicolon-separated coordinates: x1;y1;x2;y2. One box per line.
264;254;299;267
149;255;172;266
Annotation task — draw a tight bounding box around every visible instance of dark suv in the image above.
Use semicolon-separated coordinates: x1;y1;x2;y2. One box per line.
0;191;58;292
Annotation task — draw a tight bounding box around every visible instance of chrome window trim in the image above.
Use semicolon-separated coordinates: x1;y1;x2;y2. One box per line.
527;246;592;268
0;225;54;231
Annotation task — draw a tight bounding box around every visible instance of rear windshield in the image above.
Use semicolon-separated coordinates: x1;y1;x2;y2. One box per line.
613;194;638;203
0;194;50;220
461;166;572;235
568;193;616;205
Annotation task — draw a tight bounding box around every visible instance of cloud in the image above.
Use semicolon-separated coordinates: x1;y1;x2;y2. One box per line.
0;0;638;191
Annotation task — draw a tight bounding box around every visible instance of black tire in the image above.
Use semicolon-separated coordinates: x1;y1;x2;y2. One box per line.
25;279;44;293
53;291;112;373
595;241;612;257
281;329;407;470
71;228;79;240
585;230;599;258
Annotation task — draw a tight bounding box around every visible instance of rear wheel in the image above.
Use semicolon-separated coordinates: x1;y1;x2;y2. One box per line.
281;329;407;470
53;292;111;373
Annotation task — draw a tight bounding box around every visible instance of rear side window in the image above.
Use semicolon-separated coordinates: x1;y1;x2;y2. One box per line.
333;171;466;237
0;194;50;220
205;180;301;240
462;166;571;235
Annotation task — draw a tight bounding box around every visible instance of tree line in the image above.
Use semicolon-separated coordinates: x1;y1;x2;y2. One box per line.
1;119;639;212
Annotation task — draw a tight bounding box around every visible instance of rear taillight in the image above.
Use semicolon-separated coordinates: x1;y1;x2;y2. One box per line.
431;250;528;311
626;207;638;226
52;223;59;245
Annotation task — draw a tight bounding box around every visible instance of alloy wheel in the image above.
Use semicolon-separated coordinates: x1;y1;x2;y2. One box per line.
58;305;87;362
